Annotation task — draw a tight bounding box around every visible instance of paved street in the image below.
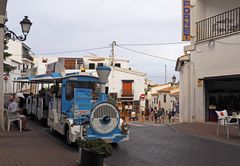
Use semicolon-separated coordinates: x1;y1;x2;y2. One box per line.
1;121;240;166
105;122;240;166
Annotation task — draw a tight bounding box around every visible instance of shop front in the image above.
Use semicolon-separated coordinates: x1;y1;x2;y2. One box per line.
205;75;240;121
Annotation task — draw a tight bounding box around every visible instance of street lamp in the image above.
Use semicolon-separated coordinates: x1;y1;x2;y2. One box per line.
172;75;176;83
4;16;32;41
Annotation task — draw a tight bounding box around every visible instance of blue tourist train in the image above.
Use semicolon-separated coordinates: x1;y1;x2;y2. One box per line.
15;66;129;144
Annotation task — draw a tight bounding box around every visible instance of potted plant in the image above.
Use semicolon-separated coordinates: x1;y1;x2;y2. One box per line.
77;138;113;166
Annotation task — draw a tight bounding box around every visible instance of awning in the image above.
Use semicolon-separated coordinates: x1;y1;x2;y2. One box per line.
203;74;240;81
175;54;190;71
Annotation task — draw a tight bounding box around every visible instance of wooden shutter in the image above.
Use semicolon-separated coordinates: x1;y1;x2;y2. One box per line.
122;81;133;96
65;59;76;69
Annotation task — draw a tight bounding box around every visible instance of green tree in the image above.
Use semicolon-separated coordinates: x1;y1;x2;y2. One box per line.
3;39;15;72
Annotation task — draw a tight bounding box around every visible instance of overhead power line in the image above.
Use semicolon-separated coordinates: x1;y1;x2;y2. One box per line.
118;41;189;46
148;75;173;78
35;46;110;56
33;41;188;56
116;45;176;62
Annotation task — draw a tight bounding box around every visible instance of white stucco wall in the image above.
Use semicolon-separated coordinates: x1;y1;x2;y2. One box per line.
192;35;240;78
148;84;171;108
205;0;240;18
7;40;22;63
3;70;21;94
179;62;191;122
109;69;145;101
190;34;240;122
159;93;171;112
34;56;59;74
194;0;240;21
83;56;129;69
90;67;145;101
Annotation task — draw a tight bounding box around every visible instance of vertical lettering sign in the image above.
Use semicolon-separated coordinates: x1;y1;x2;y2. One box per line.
182;0;191;41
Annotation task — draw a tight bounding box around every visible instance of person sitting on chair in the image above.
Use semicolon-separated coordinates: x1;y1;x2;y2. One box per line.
4;94;14;109
8;97;30;131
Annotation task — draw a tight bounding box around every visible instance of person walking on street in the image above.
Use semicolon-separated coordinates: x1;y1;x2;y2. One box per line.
168;110;172;123
154;107;158;123
171;109;175;123
160;108;165;123
150;107;154;121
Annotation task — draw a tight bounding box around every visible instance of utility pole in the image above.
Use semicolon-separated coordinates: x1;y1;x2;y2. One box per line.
111;41;116;66
164;64;167;84
110;41;116;92
0;0;8;131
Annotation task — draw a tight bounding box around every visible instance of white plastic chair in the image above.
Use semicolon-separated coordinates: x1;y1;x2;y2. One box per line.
6;110;22;132
215;110;238;138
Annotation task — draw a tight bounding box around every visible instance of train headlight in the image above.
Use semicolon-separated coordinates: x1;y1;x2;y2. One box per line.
90;102;119;134
101;115;111;125
121;122;129;134
82;125;88;136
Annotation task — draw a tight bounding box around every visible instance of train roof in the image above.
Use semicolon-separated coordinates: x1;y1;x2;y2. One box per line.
18;72;99;83
13;77;31;83
13;72;99;83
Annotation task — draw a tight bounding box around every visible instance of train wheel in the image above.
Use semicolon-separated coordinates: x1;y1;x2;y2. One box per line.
40;118;48;127
49;121;56;135
65;127;73;145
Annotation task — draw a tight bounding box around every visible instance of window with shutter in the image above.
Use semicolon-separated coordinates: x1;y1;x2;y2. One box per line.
64;59;76;69
89;63;95;69
122;81;133;96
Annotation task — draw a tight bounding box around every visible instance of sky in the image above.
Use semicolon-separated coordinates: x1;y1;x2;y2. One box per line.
6;0;189;84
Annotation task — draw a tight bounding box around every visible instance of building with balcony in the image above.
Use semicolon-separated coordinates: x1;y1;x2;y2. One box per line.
82;55;129;70
34;56;83;74
176;0;240;122
4;40;34;93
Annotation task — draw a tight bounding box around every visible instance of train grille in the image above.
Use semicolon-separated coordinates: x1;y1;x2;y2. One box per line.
93;104;117;118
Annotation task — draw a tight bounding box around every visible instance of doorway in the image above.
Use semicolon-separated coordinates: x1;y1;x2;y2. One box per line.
205;75;240;121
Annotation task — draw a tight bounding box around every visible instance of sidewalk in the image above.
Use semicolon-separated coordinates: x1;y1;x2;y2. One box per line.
171;122;240;146
0;121;79;166
132;116;240;146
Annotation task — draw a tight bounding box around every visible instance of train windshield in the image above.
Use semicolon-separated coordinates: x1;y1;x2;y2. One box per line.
66;81;100;100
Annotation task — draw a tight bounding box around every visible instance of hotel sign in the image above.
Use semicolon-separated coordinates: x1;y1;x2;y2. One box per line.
182;0;191;41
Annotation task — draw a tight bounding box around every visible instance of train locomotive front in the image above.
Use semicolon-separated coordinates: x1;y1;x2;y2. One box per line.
67;66;129;143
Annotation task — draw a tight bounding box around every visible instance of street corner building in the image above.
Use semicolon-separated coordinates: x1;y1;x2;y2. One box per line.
176;0;240;123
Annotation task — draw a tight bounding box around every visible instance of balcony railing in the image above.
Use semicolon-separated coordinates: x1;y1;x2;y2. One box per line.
22;54;34;61
196;7;240;42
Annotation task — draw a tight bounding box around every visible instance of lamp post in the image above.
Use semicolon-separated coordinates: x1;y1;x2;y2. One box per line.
4;16;32;41
0;14;32;131
0;0;8;131
172;75;176;83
